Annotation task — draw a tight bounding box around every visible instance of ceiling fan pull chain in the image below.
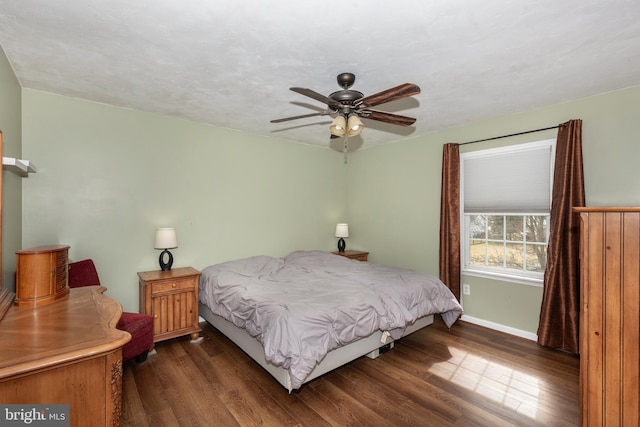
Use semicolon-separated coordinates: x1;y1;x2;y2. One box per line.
343;136;348;164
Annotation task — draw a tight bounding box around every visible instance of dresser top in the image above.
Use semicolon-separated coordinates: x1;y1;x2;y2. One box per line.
574;207;640;212
16;244;70;254
138;266;200;282
0;286;130;379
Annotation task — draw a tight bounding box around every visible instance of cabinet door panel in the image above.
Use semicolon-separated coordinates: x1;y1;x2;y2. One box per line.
579;209;640;426
621;213;640;424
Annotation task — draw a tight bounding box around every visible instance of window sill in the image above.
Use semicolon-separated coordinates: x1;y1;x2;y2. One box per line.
462;268;543;287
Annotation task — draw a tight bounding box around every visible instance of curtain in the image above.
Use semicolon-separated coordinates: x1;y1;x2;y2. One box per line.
537;119;585;354
439;143;461;301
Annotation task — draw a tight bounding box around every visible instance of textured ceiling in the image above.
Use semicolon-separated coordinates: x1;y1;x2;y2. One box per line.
1;0;639;150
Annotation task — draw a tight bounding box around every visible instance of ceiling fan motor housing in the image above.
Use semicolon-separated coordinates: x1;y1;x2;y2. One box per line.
331;73;364;115
329;89;364;103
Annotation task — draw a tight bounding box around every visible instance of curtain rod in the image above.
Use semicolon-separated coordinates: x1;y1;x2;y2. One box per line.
458;124;564;146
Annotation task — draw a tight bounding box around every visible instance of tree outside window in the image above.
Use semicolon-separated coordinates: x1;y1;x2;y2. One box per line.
467;214;549;275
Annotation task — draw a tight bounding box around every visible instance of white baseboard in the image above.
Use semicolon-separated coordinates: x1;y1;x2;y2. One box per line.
461;315;538;341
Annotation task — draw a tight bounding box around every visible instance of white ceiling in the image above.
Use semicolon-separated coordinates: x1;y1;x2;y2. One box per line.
1;0;639;150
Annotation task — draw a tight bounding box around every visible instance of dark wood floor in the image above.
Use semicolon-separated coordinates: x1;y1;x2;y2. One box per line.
121;317;579;426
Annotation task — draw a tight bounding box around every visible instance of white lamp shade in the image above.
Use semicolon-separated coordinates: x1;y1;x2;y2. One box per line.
347;115;364;136
335;223;349;238
155;227;178;249
330;116;346;137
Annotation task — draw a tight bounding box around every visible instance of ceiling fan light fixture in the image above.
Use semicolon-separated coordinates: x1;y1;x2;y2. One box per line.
271;73;420;144
330;115;346;137
347;114;364;136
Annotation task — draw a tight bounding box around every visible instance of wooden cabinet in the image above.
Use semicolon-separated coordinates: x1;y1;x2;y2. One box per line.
575;207;640;426
138;267;202;343
15;245;69;306
0;286;130;427
332;250;369;262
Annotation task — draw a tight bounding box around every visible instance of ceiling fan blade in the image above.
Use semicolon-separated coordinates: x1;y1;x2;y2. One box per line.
290;87;340;109
360;110;417;126
355;83;421;108
270;111;332;123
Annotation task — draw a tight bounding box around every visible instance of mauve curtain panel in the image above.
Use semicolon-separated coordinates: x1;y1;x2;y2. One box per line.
439;143;461;301
537;119;585;354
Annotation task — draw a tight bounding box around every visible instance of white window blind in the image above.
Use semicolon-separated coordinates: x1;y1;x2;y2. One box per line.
462;140;554;213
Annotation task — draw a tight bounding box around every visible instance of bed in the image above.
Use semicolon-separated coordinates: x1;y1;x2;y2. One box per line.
198;250;463;391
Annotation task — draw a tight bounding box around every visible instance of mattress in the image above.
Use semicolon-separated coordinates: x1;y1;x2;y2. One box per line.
199;250;463;389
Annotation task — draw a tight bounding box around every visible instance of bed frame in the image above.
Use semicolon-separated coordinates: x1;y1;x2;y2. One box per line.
199;302;433;391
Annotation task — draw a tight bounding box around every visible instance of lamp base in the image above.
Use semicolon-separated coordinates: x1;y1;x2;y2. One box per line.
159;249;174;271
337;238;346;252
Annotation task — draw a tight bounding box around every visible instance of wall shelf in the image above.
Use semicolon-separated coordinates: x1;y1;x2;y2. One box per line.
2;157;37;177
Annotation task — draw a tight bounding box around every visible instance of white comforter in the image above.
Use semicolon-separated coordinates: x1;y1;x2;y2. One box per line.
199;250;463;389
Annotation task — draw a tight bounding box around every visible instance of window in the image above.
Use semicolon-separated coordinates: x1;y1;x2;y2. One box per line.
461;140;555;285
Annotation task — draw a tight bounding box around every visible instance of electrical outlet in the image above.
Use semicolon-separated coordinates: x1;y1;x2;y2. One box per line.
463;284;471;295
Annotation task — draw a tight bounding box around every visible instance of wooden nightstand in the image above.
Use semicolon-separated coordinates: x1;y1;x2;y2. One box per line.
331;250;369;262
138;267;202;343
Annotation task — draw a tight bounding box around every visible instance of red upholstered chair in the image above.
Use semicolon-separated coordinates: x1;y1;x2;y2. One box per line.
68;259;154;363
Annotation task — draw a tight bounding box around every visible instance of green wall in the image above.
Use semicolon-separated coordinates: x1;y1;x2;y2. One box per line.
349;84;640;336
0;44;22;289
6;34;640;337
20;90;349;311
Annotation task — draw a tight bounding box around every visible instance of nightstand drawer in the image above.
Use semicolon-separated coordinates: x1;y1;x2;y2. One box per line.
151;277;196;294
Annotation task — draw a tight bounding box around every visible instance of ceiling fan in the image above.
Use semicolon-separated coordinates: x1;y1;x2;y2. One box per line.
271;72;421;138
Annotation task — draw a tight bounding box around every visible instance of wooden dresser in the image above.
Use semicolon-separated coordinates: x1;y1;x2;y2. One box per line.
0;286;131;426
575;207;640;426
